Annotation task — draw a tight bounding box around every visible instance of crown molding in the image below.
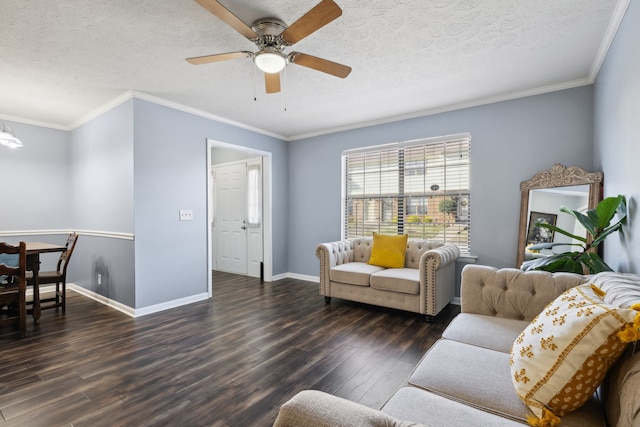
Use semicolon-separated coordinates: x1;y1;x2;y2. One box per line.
0;76;603;142
0;114;69;131
129;91;286;141
68;91;134;130
288;77;594;141
589;0;630;81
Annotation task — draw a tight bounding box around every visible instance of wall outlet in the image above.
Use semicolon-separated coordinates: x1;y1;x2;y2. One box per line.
97;273;102;285
179;209;194;221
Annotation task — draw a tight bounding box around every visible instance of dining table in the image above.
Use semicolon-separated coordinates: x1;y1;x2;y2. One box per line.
26;241;66;322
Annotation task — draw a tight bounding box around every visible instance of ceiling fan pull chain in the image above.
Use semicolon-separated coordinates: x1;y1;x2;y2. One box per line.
253;62;257;101
284;67;288;112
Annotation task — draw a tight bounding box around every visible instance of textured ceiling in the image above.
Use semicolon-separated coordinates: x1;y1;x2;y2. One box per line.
0;0;627;139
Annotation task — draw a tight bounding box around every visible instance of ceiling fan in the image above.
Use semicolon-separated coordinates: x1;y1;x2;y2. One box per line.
187;0;352;94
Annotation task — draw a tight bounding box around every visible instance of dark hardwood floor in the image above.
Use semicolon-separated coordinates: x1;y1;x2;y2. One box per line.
0;271;459;427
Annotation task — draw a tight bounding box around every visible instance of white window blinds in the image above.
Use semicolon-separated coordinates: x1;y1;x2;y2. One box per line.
343;134;470;254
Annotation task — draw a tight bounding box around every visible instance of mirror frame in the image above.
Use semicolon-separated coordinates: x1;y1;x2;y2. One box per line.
516;163;603;268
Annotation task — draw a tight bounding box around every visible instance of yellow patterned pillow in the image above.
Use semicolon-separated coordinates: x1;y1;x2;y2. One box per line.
510;284;640;427
367;233;408;268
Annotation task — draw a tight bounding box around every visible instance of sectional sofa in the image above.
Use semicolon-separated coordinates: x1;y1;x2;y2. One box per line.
273;266;640;427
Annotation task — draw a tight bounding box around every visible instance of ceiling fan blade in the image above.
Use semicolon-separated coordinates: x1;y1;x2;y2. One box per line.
289;52;351;78
193;0;258;40
265;72;281;94
281;0;342;45
186;51;252;65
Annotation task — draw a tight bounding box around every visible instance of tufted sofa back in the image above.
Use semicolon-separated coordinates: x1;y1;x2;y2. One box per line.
351;238;374;263
405;240;444;268
350;237;444;268
460;265;587;321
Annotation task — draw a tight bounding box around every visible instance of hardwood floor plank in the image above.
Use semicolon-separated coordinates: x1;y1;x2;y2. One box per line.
0;271;458;426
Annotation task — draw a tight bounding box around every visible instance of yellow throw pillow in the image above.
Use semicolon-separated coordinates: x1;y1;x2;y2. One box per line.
368;233;408;268
510;284;640;427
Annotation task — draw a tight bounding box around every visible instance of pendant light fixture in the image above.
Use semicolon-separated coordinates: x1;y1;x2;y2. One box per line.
0;122;24;149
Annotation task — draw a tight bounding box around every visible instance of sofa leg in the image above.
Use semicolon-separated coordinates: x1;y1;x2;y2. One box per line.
425;315;435;323
324;296;332;304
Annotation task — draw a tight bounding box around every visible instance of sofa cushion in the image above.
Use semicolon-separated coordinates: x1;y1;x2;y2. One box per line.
273;390;424;427
442;313;529;353
603;345;640;427
330;262;384;286
409;339;528;422
409;339;605;427
370;268;420;295
510;284;639;426
382;387;523;427
368;232;408;268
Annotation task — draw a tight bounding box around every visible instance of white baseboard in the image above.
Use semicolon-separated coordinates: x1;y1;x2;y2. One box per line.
67;283;209;318
134;293;210;317
283;272;319;283
68;284;136;317
270;273;288;281
451;297;461;306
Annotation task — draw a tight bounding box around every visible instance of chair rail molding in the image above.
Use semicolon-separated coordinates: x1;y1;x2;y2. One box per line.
0;229;134;240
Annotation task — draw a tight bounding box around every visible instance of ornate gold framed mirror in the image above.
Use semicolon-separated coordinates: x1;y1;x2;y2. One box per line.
516;164;603;268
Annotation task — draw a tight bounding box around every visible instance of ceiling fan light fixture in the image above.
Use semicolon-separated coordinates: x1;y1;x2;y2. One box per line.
254;49;287;74
0;123;24;149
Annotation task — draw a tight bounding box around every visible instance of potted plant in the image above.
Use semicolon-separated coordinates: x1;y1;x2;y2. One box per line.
521;195;627;274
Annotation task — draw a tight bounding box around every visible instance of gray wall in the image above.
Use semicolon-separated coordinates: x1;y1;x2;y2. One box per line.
68;100;135;306
0;121;70;230
70;101;134;233
288;86;595;276
594;0;640;274
131;99;288;308
0;121;70;272
1;98;289;311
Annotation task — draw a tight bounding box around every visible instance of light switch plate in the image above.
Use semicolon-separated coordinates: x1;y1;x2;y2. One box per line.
179;209;193;221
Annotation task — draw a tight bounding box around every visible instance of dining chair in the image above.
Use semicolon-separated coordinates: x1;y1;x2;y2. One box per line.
27;232;79;313
0;241;27;337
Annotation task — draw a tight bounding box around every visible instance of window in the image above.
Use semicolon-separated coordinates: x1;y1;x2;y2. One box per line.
247;164;261;226
343;134;470;254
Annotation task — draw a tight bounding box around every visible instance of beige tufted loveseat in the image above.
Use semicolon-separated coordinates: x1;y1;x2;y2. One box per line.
274;265;640;427
316;237;460;321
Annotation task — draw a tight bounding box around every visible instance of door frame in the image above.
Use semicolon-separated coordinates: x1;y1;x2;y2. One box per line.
206;139;273;298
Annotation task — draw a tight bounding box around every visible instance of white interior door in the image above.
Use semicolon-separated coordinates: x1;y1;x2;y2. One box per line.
215;163;247;274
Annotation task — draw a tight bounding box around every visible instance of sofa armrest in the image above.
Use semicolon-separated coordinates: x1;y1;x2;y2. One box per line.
273;390;425;427
420;244;460;316
316;240;354;297
460;265;587;321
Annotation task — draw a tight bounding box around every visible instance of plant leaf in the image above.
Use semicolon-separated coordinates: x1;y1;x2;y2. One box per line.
580;252;613;274
560;205;598;236
521;194;625;275
527;242;582;251
537;222;587;244
591;220;624;246
594;195;625;229
521;253;581;272
538;256;584;274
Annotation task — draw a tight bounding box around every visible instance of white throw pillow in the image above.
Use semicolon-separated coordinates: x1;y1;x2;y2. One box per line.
510;283;640;426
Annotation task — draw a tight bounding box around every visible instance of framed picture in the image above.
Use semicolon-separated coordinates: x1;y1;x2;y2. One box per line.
526;211;557;245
